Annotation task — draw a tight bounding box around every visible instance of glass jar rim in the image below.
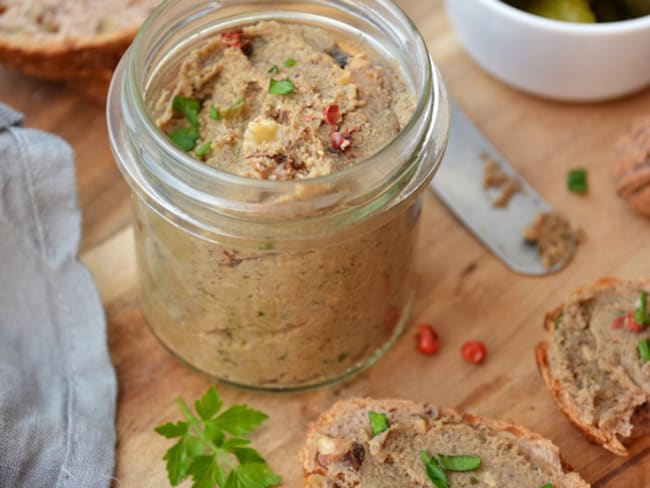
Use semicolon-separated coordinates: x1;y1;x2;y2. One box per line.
108;0;449;229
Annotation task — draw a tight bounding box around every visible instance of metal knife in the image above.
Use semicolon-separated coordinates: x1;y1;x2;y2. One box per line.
430;98;570;276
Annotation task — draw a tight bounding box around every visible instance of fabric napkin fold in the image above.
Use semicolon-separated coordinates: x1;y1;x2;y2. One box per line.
0;104;117;487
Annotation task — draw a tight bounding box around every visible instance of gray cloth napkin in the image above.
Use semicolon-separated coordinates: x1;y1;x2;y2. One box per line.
0;104;117;487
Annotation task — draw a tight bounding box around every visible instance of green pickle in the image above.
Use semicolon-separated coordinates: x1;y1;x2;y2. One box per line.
507;0;596;22
505;0;650;21
620;0;650;17
591;0;628;21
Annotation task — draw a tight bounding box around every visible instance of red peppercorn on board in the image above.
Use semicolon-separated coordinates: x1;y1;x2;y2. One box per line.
2;0;650;486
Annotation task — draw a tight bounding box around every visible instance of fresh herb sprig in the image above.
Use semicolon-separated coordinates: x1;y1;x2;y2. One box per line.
155;387;281;488
420;451;481;488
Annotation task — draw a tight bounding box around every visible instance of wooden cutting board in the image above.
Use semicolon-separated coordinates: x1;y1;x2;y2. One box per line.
1;1;650;486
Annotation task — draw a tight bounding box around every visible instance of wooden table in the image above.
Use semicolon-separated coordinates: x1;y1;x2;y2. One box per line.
2;1;650;486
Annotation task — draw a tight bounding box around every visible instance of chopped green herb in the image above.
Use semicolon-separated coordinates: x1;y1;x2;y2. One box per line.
172;96;200;128
368;411;389;436
209;105;222;120
168;127;199;151
284;58;296;67
554;312;564;330
437;454;481;472
638;338;650;363
268;78;294;95
226;97;245;115
420;451;449;488
267;65;279;74
154;386;281;488
195;142;212;158
635;290;649;326
540;484;553;488
567;168;588;194
470;477;479;485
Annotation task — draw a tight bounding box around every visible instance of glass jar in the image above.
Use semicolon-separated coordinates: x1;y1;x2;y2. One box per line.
107;0;449;392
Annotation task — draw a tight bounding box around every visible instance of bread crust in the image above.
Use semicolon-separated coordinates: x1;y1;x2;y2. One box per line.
536;277;650;456
302;398;588;487
0;28;137;81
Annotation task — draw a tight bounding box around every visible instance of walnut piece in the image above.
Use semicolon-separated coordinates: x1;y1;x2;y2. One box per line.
314;435;365;472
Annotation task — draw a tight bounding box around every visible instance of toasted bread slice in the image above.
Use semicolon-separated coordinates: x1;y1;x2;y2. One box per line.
536;278;650;456
611;115;650;218
302;398;588;487
0;1;159;81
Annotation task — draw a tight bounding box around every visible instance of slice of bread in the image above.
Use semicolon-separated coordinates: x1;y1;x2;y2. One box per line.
536;278;650;456
302;398;588;487
611;115;650;218
0;1;159;81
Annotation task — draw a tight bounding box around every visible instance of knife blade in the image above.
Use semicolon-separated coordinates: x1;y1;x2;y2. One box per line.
430;98;570;275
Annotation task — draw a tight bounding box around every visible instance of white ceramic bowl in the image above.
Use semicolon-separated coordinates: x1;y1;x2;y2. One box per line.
444;0;650;101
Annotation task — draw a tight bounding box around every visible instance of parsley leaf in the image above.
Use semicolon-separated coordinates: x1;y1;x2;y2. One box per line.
284;58;296;67
155;386;281;488
567;168;587;194
188;455;219;488
421;451;482;487
635;290;649;326
195;142;213;158
268;78;294;95
214;405;268;436
173;96;200;128
437;454;481;472
540;484;553;488
267;65;279;74
420;451;449;488
209;106;222;120
225;463;281;488
163;437;193;485
168;127;199;151
231;447;265;464
155;421;189;439
195;386;222;420
368;411;389;436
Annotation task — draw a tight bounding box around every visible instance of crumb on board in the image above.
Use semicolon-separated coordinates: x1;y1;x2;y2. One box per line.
481;151;522;208
523;212;583;270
